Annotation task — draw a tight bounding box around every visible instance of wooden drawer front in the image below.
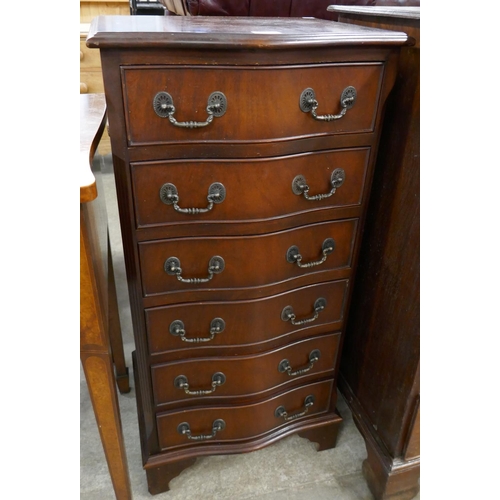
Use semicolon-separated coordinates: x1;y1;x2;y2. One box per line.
80;1;130;24
122;63;383;146
152;333;339;406
146;280;347;355
156;379;333;450
139;219;357;297
131;148;369;229
80;71;105;94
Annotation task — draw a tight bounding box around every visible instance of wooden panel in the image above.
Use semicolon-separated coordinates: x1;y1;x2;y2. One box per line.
80;204;108;349
80;71;105;94
146;280;348;356
87;15;409;49
332;8;420;500
80;1;130;23
81;353;132;499
404;396;420;460
122;63;384;145
152;333;340;406
81;39;103;70
138;219;357;297
156;379;333;450
131;148;370;228
339;10;420;459
80;28;111;155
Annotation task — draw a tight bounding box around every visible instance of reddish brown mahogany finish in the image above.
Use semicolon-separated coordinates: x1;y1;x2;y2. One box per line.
87;16;407;495
331;7;420;500
138;219;357;297
146;280;348;359
152;333;340;407
131;148;370;229
157;379;334;451
122;63;383;145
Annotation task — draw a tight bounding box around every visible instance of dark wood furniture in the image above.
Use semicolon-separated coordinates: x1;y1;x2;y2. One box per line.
130;0;167;15
160;0;369;19
160;0;420;20
80;93;132;500
87;16;409;495
328;6;420;500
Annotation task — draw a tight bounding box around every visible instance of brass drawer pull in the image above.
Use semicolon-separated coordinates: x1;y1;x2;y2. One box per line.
169;318;225;343
286;238;335;268
299;86;356;121
159;182;226;214
275;395;315;422
292;168;346;201
278;350;321;377
174;372;226;396
177;419;226;441
281;298;327;326
164;255;225;283
153;91;227;128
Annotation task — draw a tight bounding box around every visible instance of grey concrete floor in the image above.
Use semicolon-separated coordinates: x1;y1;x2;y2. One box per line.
80;153;420;500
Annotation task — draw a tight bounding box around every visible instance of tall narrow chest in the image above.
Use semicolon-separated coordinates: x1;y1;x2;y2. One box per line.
87;15;409;494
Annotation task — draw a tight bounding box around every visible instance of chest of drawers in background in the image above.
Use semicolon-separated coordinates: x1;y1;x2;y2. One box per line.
80;0;129;95
87;16;409;495
80;0;130;155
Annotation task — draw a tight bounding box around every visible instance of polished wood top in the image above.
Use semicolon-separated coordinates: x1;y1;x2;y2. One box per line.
87;15;410;49
327;6;420;20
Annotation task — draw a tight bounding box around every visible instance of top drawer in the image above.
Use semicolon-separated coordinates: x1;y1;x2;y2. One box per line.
122;63;384;146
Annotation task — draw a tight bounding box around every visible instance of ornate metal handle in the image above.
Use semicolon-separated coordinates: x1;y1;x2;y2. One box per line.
281;298;327;326
177;419;226;441
160;182;226;214
174;372;226;396
275;395;315;422
153;91;227;128
292;169;346;201
169;318;225;343
164;255;225;284
278;350;321;377
286;238;335;268
299;86;357;121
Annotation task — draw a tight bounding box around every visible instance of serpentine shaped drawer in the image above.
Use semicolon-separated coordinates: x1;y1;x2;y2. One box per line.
131;148;369;229
152;333;339;406
146;280;347;355
122;63;383;146
156;379;333;451
138;219;357;297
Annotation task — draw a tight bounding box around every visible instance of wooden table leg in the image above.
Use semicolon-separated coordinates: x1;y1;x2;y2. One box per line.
81;207;132;500
81;353;132;499
107;233;130;394
80;93;132;500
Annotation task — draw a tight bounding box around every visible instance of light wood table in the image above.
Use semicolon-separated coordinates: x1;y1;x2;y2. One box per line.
80;93;132;500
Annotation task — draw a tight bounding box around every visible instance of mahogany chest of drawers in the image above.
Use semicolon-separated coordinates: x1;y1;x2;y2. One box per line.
87;16;408;494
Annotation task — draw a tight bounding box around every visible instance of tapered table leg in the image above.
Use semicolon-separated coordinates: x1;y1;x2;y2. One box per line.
80;93;132;500
107;234;130;394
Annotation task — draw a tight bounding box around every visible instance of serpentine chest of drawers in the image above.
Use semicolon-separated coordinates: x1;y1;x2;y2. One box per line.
87;15;408;494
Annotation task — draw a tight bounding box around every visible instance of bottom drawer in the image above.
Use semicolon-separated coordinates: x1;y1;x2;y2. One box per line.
156;379;333;451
